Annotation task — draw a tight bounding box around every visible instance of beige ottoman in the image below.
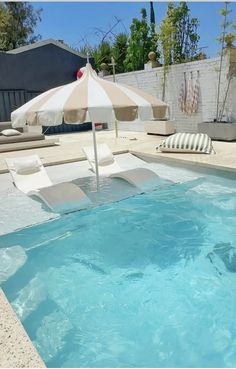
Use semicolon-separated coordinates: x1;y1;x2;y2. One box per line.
144;120;175;135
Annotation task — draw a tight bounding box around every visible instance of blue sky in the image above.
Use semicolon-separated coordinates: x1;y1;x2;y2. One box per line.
33;2;236;58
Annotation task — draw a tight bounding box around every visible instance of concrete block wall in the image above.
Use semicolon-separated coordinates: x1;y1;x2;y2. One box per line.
104;50;235;133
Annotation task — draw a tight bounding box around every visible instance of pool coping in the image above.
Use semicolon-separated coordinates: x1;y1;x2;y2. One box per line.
130;149;236;175
0;288;45;368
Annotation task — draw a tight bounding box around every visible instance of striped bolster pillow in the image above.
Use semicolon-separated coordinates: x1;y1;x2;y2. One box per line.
158;133;214;154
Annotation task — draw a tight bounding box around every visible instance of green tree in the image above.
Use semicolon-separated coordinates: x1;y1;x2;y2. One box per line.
124;8;159;72
0;4;11;50
159;2;200;65
158;9;176;100
77;34;127;74
1;2;42;51
111;33;128;73
216;2;236;122
150;23;158;57
93;41;112;69
150;1;155;24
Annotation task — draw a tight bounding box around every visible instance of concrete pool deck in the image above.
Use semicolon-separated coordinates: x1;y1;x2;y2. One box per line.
0;289;45;368
0;129;236;174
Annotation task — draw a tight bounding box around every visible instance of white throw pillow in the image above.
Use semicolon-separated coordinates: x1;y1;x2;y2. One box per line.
13;158;41;174
1;129;21;136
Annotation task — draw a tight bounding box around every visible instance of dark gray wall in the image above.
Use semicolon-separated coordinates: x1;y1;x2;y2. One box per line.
0;44;89;121
0;44;87;91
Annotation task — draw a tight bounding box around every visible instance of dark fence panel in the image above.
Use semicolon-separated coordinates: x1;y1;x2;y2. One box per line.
0;90;40;122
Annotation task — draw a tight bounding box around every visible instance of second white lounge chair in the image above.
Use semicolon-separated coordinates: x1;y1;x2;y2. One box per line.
6;155;91;213
110;167;160;191
82;143;160;191
82;143;122;175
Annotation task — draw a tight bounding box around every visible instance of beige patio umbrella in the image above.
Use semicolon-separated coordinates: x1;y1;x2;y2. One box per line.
11;63;168;189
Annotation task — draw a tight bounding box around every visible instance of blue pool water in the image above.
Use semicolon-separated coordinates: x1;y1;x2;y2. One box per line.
1;176;236;367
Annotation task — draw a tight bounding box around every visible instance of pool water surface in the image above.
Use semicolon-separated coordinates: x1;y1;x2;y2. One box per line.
1;175;236;367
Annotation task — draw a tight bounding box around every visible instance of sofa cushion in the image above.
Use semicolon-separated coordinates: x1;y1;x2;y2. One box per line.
0;132;45;145
0;122;23;133
1;129;21;136
158;133;214;154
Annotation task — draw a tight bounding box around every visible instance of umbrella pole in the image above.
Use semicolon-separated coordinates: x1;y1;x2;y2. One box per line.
92;121;100;191
115;119;118;138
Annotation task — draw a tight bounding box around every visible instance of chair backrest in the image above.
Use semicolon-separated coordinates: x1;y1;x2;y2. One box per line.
82;143;114;166
5;154;52;194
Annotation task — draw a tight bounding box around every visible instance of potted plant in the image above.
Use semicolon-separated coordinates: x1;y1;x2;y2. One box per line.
198;2;236;141
225;32;236;47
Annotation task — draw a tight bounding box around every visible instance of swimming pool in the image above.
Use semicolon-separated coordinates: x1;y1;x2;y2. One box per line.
1;171;236;367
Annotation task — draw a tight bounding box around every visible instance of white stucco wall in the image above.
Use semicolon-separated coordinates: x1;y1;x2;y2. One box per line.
104;49;236;133
227;76;236;121
226;47;236;122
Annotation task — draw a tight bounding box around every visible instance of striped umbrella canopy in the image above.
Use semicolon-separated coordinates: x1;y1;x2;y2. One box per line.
11;63;168;189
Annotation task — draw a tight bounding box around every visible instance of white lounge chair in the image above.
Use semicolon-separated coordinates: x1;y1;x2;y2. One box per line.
82;143;122;175
6;155;52;194
30;182;91;214
110;168;160;191
82;143;160;191
5;155;91;213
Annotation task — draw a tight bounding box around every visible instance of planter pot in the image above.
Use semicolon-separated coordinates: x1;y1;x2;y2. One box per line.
198;122;236;141
144;120;175;136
